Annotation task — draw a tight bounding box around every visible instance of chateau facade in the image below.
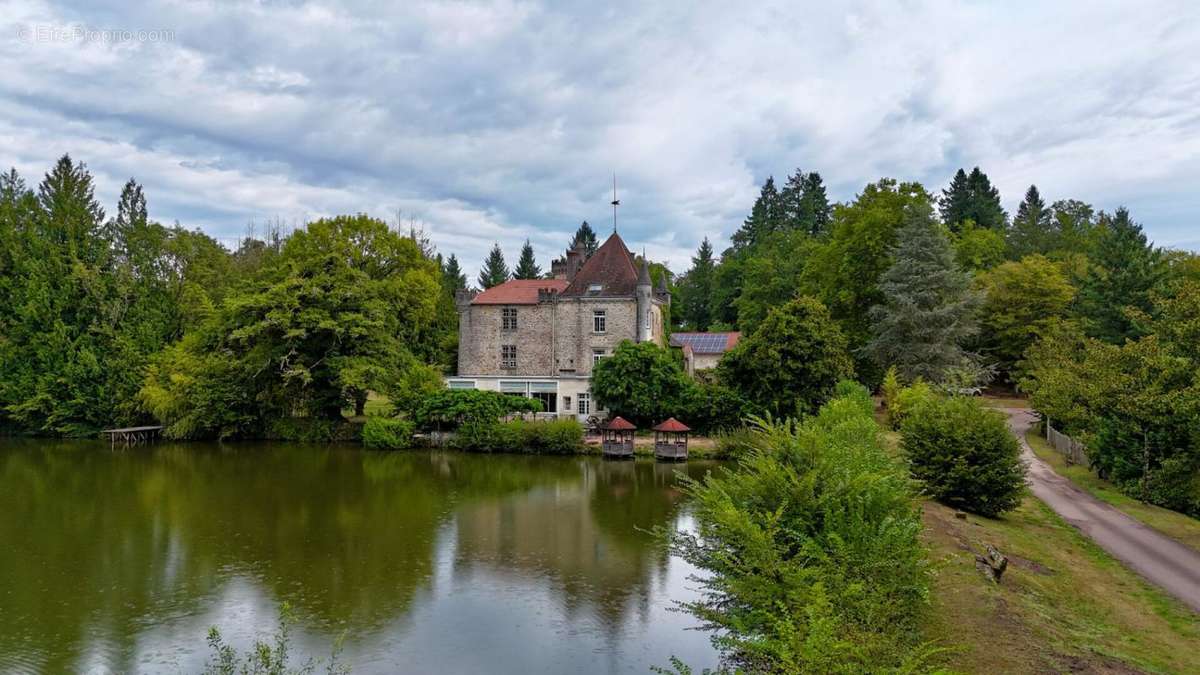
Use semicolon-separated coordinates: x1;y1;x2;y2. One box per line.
451;232;669;421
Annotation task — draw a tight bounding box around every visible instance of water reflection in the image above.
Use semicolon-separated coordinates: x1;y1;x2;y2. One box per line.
0;440;720;673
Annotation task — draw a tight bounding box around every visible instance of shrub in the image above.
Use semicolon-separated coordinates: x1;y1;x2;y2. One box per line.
267;417;358;442
880;365;902;419
668;391;931;673
683;379;754;433
889;378;937;430
453;419;584;454
361;417;415;449
413;389;540;431
901;396;1025;517
591;340;692;427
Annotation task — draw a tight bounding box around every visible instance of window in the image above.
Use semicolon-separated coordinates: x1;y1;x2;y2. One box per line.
563;395;572;412
592;348;605;365
588;283;603;293
531;391;557;413
592;310;606;333
577;393;590;415
501;344;517;369
501;307;518;331
447;380;476;389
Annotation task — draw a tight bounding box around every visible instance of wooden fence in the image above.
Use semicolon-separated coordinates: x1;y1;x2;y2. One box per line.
1045;420;1090;466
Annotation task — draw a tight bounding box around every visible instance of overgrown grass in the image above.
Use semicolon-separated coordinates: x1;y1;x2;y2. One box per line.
1026;430;1200;553
922;497;1200;674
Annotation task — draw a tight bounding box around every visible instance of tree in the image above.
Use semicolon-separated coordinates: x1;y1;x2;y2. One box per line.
901;396;1025;517
780;169;832;236
977;255;1075;382
589;340;692;427
513;239;542;279
939;166;1006;232
569;221;598;257
865;201;981;384
678;237;716;330
734;229;819;333
731;176;783;250
952;220;1006;271
141;214;443;438
803;179;933;380
1051;199;1098;256
477;243;510;289
1007;185;1056;258
718;296;854;417
442;253;466;292
1077;207;1164;343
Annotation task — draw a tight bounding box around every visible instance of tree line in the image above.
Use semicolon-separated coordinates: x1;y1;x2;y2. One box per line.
0;156;459;438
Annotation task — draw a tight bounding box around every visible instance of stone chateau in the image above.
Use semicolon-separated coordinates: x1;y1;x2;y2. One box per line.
450;232;669;421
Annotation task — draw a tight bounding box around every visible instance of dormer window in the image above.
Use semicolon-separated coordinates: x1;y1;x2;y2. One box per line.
588;283;603;293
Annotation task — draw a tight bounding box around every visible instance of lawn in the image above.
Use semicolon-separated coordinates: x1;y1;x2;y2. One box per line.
923;498;1200;674
1025;430;1200;554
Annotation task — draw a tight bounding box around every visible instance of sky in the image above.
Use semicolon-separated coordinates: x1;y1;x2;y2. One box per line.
2;1;1198;281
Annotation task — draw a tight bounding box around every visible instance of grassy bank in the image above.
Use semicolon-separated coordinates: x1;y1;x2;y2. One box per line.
923;498;1200;673
1025;430;1200;553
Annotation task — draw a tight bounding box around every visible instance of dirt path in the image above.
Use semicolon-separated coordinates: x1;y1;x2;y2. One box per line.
1005;408;1200;613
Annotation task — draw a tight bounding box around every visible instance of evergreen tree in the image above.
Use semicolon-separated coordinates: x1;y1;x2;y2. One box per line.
569;221;598;257
678;237;716;330
477;243;510;289
731;176;783;250
1051;199;1097;254
800;171;832;236
1077;207;1164;343
1007;185;1056;258
780;169;831;236
442;253;466;292
39;154;107;265
513;239;542;279
939;166;1006;232
866;201;981;383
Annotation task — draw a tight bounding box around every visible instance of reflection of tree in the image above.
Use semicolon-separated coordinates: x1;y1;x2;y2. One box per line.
0;442;471;671
450;459;719;636
0;441;716;671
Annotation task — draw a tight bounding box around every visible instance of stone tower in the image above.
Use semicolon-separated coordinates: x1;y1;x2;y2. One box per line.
636;257;653;342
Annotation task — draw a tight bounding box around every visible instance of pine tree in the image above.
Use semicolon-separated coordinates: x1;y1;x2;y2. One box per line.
109;178;148;257
1078;207;1164;343
731;176;783;250
478;243;510;289
443;253;466;292
1007;185;1055;258
800;171;831;236
866;201;981;383
513;239;542;279
679;237;716;330
940;166;1006;232
569;221;598;257
39;154;107;266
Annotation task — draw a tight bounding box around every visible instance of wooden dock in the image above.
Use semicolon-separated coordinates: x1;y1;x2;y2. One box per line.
100;426;163;446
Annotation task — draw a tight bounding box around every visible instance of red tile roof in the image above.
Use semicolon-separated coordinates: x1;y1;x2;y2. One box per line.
652;417;691;432
603;416;637;430
669;332;742;354
471;278;569;305
561;232;641;297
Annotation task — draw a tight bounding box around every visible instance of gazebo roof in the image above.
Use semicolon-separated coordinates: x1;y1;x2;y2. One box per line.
652;417;691;432
603;416;637;431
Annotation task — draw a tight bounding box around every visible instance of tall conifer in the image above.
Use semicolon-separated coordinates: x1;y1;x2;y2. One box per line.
478;243;510;289
514;239;542;279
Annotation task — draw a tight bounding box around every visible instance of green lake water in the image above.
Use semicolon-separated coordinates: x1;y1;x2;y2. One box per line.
0;439;722;674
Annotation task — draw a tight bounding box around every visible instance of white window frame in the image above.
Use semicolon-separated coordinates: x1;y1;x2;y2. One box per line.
501;306;518;331
592;310;606;334
592;348;605;365
501;344;517;369
577;393;590;415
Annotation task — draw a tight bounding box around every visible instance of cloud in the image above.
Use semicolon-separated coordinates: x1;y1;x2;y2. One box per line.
1;0;1197;281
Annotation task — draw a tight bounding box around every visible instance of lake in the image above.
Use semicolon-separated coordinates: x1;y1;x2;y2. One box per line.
0;439;723;674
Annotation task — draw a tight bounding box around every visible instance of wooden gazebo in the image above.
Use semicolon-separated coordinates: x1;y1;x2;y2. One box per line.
601;416;636;458
653;418;690;461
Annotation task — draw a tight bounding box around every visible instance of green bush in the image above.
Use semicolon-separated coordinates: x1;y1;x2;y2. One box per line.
668;391;932;673
683;379;754;433
267;417;358;442
901;396;1025;517
889;378;937;430
453;419;584;454
413;389;541;430
361;417;415;449
590;340;692;427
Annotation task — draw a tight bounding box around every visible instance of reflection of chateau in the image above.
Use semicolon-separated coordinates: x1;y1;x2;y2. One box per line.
451;233;670;420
